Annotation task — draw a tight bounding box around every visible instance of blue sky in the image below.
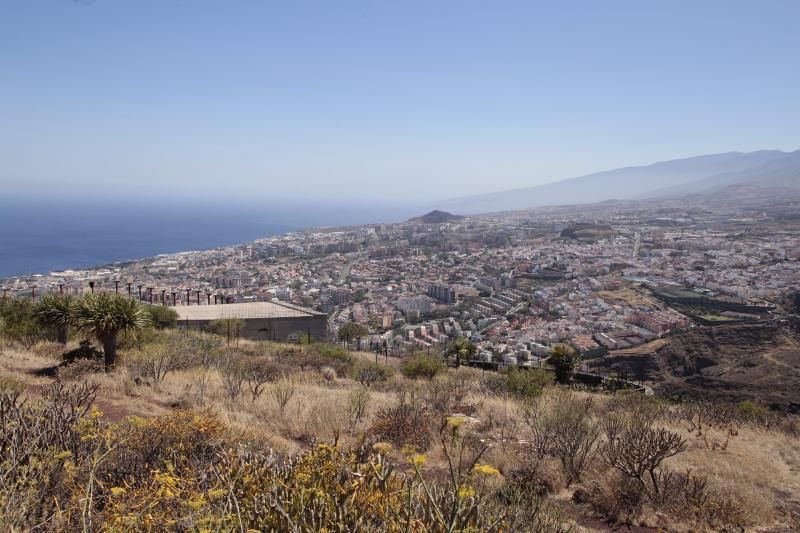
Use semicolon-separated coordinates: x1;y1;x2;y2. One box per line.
2;0;799;202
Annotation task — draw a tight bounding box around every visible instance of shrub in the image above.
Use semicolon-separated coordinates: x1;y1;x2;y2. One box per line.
220;355;247;399
128;342;181;385
0;376;26;395
423;372;478;416
347;387;371;431
58;358;104;381
479;372;509;397
295;344;354;377
244;358;283;400
368;393;436;450
602;415;687;500
400;354;444;380
0;298;44;350
270;377;296;415
503;367;552;399
320;366;337;382
145;305;179;329
352;362;393;388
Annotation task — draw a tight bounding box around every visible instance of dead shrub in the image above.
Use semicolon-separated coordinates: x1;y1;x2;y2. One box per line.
522;392;600;486
270;377;296;415
602;415;686;501
368;392;436;450
347;386;371;432
58;358;104;381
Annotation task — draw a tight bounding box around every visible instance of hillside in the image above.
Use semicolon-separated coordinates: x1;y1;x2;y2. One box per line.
646;149;800;198
1;329;799;530
440;150;791;213
406;209;465;224
589;323;800;413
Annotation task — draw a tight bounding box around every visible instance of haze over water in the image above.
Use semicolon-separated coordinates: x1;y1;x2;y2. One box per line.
0;200;420;279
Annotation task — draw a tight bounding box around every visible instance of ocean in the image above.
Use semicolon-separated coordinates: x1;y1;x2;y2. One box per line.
0;199;421;279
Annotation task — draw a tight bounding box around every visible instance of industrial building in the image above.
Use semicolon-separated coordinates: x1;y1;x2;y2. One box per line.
174;301;328;341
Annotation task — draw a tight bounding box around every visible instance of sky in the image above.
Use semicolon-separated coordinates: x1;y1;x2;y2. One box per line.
2;0;799;204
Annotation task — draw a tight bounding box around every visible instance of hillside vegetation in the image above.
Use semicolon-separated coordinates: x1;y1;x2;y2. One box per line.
1;299;799;530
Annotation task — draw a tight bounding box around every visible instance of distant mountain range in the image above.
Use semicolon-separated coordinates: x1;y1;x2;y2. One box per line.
440;149;800;213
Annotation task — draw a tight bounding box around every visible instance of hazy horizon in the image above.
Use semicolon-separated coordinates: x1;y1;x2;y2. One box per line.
3;1;800;203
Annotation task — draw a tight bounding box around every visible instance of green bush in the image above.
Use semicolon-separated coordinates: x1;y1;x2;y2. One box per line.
400;354;445;380
145;305;179;329
312;343;353;363
352;362;394;387
503;367;552;399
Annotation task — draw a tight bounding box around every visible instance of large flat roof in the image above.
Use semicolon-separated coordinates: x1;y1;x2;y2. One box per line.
173;301;326;321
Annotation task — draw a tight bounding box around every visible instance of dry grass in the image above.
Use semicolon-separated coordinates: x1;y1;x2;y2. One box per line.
2;339;799;530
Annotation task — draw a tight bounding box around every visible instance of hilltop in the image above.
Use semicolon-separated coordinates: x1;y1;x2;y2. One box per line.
406;209;465;224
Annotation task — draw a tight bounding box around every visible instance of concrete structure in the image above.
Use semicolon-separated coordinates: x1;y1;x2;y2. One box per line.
174;301;328;341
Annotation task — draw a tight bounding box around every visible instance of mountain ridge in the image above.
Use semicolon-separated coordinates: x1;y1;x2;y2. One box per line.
439;149;795;213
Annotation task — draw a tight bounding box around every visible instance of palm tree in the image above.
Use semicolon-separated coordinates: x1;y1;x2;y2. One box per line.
445;336;477;368
34;293;74;345
548;345;582;384
72;292;151;369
